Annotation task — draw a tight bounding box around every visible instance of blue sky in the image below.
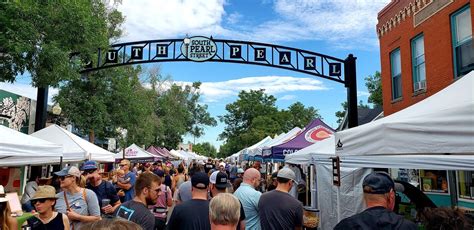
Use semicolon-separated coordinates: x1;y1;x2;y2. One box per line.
1;0;390;150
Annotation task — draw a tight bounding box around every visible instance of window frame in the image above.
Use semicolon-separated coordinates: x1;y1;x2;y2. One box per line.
451;4;473;78
390;48;402;100
411;33;426;92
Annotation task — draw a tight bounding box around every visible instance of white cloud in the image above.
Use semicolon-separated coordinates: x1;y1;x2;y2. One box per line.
115;0;390;49
357;91;370;97
116;0;227;42
279;94;297;100
172;76;328;102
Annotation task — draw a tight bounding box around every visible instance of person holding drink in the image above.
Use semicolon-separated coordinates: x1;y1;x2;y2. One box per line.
83;161;121;216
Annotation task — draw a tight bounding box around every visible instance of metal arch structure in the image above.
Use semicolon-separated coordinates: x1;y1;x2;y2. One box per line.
35;37;358;131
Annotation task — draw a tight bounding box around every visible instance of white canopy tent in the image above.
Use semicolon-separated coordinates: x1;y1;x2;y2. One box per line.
31;125;115;163
336;71;474;156
261;127;301;157
169;149;186;160
242;136;272;157
0;125;63;166
115;144;156;161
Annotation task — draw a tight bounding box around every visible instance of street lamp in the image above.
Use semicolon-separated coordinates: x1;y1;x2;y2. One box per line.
52;103;62;116
183;34;191;59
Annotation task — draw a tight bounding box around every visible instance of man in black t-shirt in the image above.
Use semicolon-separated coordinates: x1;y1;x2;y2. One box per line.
83;161;121;216
115;173;162;230
167;172;211;230
258;167;303;230
334;172;417;230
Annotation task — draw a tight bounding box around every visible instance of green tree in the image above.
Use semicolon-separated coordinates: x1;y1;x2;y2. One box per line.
193;142;217;158
0;1;123;87
365;71;383;107
283;102;320;130
218;89;279;155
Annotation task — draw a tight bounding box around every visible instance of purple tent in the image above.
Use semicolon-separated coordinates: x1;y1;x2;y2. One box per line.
268;119;334;160
146;146;169;158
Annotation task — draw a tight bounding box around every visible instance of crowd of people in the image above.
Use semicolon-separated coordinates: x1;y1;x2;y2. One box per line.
0;159;472;230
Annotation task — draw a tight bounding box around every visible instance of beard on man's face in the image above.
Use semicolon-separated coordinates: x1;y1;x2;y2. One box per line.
145;195;156;206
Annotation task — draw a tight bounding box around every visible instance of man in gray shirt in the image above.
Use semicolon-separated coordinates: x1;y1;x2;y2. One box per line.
175;170;195;204
54;166;101;230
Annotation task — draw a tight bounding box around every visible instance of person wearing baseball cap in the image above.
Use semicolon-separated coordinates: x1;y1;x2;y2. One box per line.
83;161;121;217
167;172;211;229
28;185;70;230
258;167;303;230
209;171;246;230
54;166;100;230
334;172;417;230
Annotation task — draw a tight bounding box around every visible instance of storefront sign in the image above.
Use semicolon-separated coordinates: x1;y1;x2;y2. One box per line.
181;36;217;62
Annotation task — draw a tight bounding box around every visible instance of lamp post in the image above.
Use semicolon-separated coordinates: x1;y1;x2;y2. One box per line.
183;34;191;59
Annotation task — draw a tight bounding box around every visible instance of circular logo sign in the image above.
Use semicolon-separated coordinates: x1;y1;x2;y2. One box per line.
181;36;217;62
304;125;332;143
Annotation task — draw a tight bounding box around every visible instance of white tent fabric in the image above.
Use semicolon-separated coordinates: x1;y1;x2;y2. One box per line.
116;144;155;160
31;125;115;162
336;71;474;156
285;135;335;165
169;149;186;160
0;125;63;166
242;136;272;157
261;127;301;157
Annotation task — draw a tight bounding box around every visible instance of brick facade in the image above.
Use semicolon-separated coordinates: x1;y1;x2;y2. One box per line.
377;0;473;115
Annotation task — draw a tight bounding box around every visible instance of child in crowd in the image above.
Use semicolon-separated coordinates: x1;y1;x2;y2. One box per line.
114;169;131;202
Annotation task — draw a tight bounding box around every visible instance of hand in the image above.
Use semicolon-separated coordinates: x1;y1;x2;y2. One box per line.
101;204;114;214
66;209;82;221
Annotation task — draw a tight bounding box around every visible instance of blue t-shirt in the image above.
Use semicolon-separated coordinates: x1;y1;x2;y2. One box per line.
123;171;136;202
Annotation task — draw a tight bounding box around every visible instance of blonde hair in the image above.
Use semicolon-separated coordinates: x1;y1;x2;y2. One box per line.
209;193;240;226
116;169;125;176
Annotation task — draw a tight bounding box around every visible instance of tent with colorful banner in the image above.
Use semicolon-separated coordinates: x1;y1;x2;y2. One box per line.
267;119;334;160
260;127;302;161
115;144;157;163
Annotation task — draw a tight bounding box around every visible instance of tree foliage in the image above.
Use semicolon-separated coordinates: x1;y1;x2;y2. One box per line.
0;1;123;87
193;142;217;158
218;89;319;157
365;71;383;107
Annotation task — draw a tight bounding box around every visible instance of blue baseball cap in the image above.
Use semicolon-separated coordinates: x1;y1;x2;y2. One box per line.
362;172;395;194
82;161;98;170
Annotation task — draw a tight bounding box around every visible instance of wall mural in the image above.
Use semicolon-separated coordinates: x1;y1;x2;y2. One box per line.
0;90;31;133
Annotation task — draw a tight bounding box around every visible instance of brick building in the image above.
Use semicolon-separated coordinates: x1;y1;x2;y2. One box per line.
377;0;473;115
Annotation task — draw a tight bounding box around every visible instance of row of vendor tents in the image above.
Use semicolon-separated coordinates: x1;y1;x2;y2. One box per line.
0;124;207;167
229;71;474;229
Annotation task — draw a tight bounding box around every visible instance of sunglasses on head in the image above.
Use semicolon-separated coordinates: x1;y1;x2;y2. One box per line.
31;198;49;205
59;175;74;181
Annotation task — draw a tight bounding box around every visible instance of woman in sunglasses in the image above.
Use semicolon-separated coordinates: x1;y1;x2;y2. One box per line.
28;185;70;230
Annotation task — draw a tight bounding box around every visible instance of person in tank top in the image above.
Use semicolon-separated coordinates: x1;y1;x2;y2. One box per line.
28;185;70;230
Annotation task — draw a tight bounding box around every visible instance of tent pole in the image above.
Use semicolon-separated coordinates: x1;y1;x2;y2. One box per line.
448;170;458;208
59;156;63;169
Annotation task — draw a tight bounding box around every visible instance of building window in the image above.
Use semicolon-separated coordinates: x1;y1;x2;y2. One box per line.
390;48;402;100
411;35;426;91
451;5;473;77
458;171;474;200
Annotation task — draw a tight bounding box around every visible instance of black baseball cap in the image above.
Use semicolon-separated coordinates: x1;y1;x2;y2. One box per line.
362;172;395;194
214;172;231;189
192;172;209;189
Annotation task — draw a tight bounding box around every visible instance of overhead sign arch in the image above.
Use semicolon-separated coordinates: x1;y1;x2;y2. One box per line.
26;36;358;131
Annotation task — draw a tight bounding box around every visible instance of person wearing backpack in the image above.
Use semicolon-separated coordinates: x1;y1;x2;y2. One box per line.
83;161;121;217
54;166;101;230
150;170;173;230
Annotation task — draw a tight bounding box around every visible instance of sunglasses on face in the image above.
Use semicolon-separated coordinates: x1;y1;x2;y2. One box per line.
83;170;96;175
59;175;74;181
119;164;126;167
31;198;49;205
